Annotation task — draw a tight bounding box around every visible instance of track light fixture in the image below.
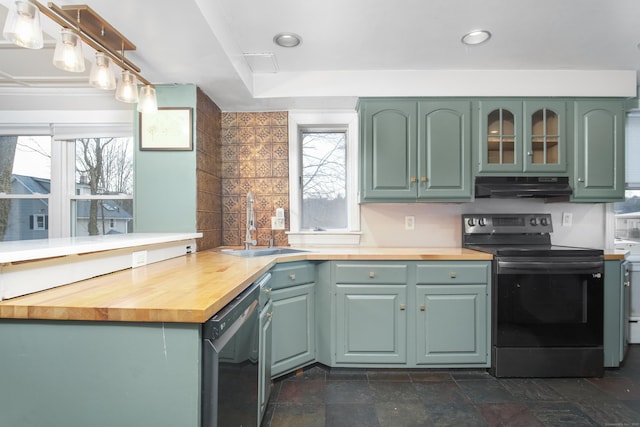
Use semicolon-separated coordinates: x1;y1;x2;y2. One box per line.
1;0;157;111
2;0;43;49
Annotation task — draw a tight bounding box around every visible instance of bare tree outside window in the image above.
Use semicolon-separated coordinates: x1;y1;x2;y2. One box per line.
75;137;133;236
0;136;18;240
301;131;347;230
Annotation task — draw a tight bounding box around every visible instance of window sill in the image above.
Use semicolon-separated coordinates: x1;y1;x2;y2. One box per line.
286;231;362;246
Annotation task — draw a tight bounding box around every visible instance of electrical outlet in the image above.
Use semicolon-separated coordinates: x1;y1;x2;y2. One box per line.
562;212;573;227
132;250;148;268
405;216;415;230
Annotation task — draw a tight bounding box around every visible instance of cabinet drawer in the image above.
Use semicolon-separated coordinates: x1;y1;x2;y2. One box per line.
334;263;408;284
416;262;489;284
270;262;315;290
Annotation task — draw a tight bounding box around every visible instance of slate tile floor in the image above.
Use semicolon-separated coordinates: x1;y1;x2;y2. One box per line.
261;345;640;426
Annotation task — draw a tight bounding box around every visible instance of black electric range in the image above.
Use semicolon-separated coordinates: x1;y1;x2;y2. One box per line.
462;213;605;378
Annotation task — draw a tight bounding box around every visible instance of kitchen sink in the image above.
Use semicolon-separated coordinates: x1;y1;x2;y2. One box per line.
221;248;308;257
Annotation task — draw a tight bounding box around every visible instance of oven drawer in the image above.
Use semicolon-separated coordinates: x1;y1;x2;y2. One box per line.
416;262;489;284
334;263;408;284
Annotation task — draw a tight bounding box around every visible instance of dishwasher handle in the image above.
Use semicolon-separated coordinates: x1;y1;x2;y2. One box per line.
203;280;260;340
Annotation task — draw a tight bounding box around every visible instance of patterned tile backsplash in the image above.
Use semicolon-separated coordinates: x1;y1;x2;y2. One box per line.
221;112;289;246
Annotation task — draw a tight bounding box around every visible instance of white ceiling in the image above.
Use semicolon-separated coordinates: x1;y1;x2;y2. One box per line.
1;0;640;112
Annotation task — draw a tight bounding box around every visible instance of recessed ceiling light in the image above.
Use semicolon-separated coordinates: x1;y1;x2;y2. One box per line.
461;30;492;46
273;32;302;48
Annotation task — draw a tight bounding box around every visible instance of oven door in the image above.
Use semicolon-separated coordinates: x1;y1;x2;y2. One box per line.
495;256;604;348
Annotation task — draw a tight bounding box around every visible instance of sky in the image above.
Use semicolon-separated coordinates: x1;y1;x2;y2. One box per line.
12;136;51;179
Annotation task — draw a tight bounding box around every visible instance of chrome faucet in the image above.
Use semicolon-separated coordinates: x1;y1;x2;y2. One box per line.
244;191;257;250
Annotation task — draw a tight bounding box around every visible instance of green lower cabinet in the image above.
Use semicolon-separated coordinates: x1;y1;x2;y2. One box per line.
604;260;630;367
335;284;408;364
415;284;487;365
258;300;273;421
271;282;316;377
0;320;201;427
415;262;490;366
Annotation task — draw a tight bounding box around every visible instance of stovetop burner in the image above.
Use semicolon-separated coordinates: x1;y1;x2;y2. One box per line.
461;213;603;258
464;243;603;257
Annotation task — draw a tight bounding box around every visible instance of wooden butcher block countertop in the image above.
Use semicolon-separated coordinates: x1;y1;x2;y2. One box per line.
0;247;491;323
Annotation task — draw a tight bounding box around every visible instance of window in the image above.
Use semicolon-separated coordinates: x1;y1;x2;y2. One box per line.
612;113;640;252
71;137;134;237
301;131;347;230
288;111;360;246
30;214;48;230
0;135;52;241
0;131;133;242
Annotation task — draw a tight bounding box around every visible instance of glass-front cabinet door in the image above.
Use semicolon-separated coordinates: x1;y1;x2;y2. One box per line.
479;100;522;173
478;100;567;174
524;100;567;173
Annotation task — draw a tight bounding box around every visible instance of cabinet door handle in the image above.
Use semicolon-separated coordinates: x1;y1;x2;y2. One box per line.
624;281;631;287
410;177;417;183
369;272;375;278
450;272;457;279
289;273;296;280
421;176;427;182
264;288;272;295
419;304;426;311
267;312;273;319
578;178;584;182
400;304;406;311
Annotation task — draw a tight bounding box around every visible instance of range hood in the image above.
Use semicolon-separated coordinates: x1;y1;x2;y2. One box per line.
475;176;573;198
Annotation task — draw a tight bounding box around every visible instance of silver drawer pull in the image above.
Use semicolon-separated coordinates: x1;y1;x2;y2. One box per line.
420;304;426;311
400;304;406;311
289;273;296;280
369;272;375;278
264;288;272;294
450;272;457;279
267;312;272;319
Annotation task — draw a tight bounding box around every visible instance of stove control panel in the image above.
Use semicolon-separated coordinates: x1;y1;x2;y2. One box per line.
463;213;553;235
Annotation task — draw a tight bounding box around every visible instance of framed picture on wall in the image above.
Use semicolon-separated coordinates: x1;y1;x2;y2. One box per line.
139;107;193;151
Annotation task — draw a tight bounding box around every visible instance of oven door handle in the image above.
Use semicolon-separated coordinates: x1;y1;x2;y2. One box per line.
497;259;603;275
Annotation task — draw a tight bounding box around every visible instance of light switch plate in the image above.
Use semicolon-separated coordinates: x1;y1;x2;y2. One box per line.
271;216;285;230
562;212;573;227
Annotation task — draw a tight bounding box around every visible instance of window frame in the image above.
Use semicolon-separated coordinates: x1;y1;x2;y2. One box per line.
0;119;133;241
287;111;361;246
608;111;640;252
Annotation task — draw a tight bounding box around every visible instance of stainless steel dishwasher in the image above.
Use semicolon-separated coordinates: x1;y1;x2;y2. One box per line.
202;273;271;427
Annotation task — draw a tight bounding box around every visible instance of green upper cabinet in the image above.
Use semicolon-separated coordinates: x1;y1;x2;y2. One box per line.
478;99;567;174
417;101;472;200
360;100;417;200
572;100;625;202
359;98;472;202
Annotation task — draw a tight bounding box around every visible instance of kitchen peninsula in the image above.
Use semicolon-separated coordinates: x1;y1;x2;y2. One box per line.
0;245;492;427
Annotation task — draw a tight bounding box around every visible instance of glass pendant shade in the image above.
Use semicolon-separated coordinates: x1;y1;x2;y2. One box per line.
53;28;85;72
2;0;44;49
89;52;116;90
137;85;158;113
115;70;139;103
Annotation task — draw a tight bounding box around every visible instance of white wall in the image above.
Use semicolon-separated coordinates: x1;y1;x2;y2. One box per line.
360;199;607;249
